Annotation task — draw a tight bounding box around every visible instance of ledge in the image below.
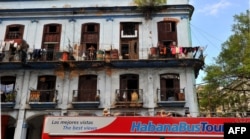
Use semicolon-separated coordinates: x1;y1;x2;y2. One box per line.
0;102;16;109
29;102;57;109
157;101;186;107
72;101;100;109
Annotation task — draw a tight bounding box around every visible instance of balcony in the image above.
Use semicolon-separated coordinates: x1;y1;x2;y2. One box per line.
0;91;16;109
114;89;143;108
156;88;185;107
28;89;58;109
0;46;204;78
72;89;100;109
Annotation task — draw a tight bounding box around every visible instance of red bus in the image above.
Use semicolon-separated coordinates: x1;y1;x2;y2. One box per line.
42;116;250;139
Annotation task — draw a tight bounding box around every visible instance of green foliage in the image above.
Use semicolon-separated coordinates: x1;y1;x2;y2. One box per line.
198;10;250;116
217;10;250;78
133;0;167;19
134;0;167;6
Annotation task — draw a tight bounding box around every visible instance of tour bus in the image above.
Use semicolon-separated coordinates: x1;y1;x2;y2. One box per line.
41;116;250;139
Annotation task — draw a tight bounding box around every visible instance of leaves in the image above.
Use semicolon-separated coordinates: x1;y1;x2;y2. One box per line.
198;10;250;116
133;0;167;20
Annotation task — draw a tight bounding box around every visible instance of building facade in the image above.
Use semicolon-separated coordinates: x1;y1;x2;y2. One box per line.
0;0;204;139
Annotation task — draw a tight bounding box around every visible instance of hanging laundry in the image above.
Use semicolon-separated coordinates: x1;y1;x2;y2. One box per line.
5;42;10;51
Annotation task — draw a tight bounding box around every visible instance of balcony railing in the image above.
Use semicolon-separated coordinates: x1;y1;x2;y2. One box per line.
114;89;143;108
156;88;185;107
72;89;100;108
0;45;204;62
0;90;16;108
28;89;58;108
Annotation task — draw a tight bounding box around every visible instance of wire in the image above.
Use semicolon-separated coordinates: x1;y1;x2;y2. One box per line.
190;23;222;51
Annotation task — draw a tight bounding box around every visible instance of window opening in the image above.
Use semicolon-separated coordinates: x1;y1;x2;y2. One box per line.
0;76;16;102
119;74;139;102
5;25;24;40
87;24;95;32
78;75;97;101
49;25;57;33
36;76;56;102
122;23;136;35
160;74;180;101
121;44;129;59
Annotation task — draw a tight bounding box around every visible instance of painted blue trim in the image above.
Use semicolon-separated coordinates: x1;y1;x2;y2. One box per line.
72;102;100;109
1;102;16;109
157;101;186;107
29;102;57;109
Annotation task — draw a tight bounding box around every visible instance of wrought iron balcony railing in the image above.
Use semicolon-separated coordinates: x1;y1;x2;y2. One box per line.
0;90;17;108
28;89;58;108
114;89;143;108
72;89;100;102
29;89;58;103
1;90;16;102
0;46;204;62
72;89;100;108
157;88;185;101
156;88;185;107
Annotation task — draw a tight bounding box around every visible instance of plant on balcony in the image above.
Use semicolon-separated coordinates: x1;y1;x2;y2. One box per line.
133;0;167;20
5;92;16;102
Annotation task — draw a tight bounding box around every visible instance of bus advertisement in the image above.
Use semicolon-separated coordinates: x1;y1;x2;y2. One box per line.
42;116;250;139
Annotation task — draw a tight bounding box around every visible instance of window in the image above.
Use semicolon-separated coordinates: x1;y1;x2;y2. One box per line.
160;74;180;101
87;24;95;32
122;23;136;35
164;22;176;32
5;24;24;40
48;25;57;33
120;22;138;38
119;74;139;101
36;75;56;102
42;24;62;61
158;21;177;44
0;76;16;102
82;23;99;33
81;23;99;46
78;75;98;101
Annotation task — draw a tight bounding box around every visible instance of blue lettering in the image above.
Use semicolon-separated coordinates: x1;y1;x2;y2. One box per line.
130;121;223;133
179;122;186;132
206;125;213;132
201;122;208;132
148;121;155;131
193;124;200;132
214;124;223;132
140;123;148;132
131;121;141;132
171;124;179;132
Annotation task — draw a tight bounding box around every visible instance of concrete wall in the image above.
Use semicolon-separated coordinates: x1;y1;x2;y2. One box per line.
0;16;190;56
1;67;196;111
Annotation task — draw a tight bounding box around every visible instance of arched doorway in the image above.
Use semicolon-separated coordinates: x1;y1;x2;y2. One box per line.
26;115;45;139
1;115;16;139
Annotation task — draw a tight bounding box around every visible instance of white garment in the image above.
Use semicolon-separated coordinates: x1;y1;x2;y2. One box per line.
5;42;10;51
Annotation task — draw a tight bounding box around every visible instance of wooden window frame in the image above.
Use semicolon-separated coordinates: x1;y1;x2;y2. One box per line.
5;24;24;40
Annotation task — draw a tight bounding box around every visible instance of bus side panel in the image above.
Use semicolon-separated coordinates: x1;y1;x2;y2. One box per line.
48;137;223;139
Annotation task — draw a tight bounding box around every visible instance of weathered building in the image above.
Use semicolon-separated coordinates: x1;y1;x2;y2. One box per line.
0;0;204;139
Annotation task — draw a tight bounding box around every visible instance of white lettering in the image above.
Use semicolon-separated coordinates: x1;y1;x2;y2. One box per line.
241;127;246;134
228;127;247;134
235;127;240;134
228;127;235;134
